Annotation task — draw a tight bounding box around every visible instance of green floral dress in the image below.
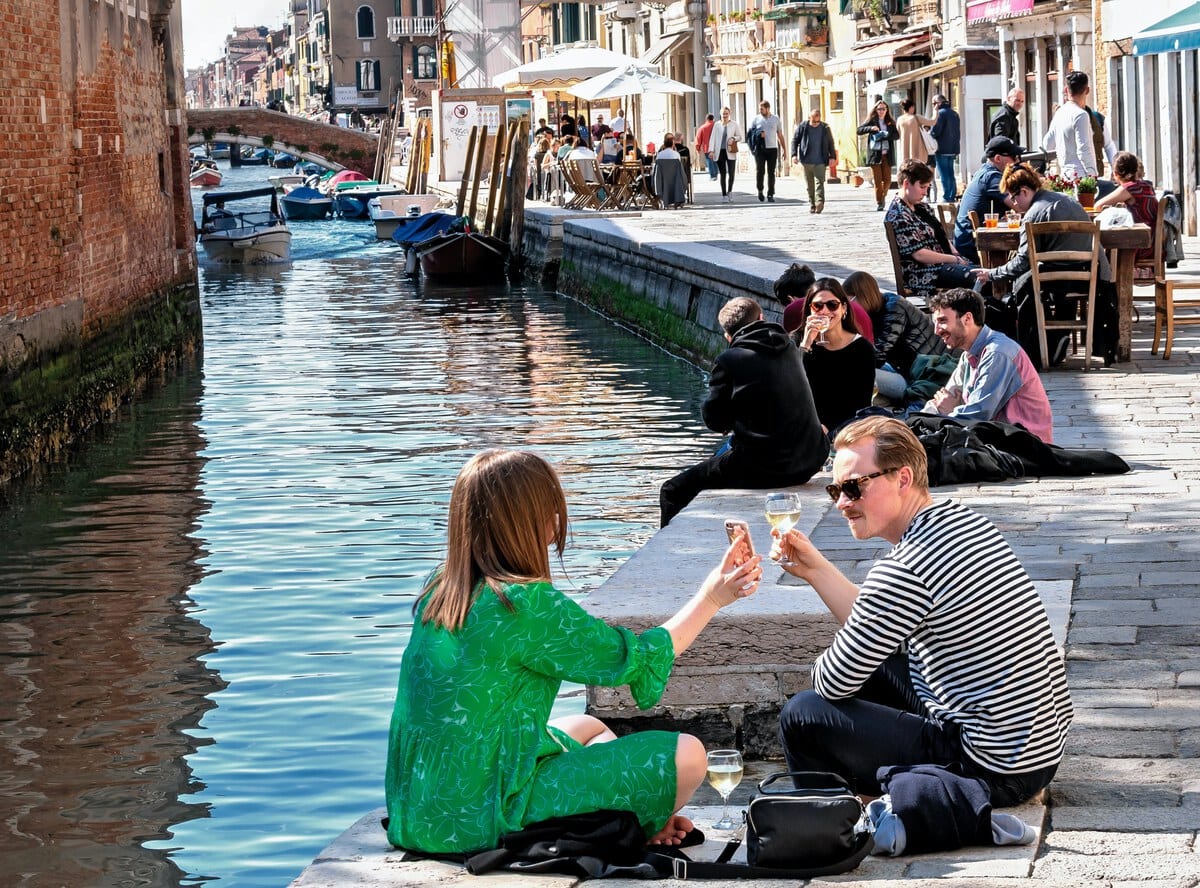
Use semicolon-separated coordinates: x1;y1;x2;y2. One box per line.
385;580;679;853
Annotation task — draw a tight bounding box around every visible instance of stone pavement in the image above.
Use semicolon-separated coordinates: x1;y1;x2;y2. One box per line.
293;184;1200;886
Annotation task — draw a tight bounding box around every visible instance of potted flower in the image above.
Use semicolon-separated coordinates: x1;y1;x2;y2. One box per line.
1076;175;1098;208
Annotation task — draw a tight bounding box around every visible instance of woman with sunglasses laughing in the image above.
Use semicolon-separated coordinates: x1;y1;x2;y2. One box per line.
782;278;875;437
771;416;1072;840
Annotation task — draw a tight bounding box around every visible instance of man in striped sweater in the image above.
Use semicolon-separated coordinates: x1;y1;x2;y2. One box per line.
773;416;1072;807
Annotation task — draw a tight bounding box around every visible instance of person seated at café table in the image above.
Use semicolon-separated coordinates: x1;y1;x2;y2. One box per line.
954;136;1021;264
600;132;622;164
567;137;600;185
653;135;686;208
885;160;979;302
555;135;574;162
622;133;644;164
782;278;876;437
971;161;1114;367
1093;150;1158;273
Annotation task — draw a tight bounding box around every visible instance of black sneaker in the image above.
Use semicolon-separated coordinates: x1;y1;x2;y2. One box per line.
767;195;775;203
1050;335;1071;367
758;192;765;202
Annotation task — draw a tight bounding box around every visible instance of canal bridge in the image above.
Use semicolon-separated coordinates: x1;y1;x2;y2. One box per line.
186;108;378;176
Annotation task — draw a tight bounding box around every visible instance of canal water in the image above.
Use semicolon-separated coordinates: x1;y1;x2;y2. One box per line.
0;162;716;886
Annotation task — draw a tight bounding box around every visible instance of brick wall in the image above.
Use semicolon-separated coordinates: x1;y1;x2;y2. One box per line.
0;1;200;482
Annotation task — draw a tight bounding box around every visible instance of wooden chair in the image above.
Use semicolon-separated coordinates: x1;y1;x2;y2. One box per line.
1148;194;1200;358
883;220;914;300
968;210;981;232
561;160;603;211
1026;220;1100;370
936;202;958;240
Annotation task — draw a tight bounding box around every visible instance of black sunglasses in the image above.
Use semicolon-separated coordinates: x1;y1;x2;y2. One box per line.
809;299;842;312
825;467;898;503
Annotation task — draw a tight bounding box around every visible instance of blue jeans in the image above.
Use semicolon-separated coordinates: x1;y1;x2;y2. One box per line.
705;155;718;179
934;154;958;201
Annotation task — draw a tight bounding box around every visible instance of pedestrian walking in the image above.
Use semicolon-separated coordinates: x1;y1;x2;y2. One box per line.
929;94;961;202
749;101;787;203
988;89;1024;145
695;113;717;180
857;100;899;211
791;109;837;213
707;107;744;202
896;98;936;170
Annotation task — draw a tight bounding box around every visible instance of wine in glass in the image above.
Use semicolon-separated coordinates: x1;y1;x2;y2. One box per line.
812;314;831;346
765;492;802;566
706;749;744;830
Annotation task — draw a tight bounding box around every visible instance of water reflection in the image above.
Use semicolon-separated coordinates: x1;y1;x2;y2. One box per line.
2;166;714;886
0;373;223;887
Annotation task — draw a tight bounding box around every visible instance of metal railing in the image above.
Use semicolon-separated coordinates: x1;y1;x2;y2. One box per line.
386;16;438;38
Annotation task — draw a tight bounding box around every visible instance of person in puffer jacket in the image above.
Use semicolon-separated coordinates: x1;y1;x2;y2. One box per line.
843;271;956;402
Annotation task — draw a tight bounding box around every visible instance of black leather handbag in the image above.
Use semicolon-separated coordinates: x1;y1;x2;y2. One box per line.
747;771;872;870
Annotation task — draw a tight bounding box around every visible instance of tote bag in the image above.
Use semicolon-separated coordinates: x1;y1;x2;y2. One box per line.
921;127;938;155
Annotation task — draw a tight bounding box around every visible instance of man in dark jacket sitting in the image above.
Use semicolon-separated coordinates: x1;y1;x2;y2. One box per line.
659;298;828;526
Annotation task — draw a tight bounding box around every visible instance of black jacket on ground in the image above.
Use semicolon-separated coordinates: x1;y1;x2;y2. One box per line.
703;320;827;475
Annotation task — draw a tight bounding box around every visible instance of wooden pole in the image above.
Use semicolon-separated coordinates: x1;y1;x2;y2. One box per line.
507;123;529;261
488;122;518;238
467;125;488;224
456;125;478;218
419;118;432;194
404;118;419;194
483;121;508;234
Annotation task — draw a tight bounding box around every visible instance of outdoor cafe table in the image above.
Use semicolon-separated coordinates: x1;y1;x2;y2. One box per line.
976;223;1152;363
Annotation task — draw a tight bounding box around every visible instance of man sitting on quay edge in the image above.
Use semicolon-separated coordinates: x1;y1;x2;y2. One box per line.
659;297;827;526
774;416;1072;850
920;288;1053;443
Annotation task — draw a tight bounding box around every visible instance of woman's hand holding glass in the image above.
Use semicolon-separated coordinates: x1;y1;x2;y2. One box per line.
804;315;831;348
701;534;762;608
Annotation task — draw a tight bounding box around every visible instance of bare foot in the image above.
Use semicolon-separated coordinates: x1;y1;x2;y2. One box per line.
647;813;694;846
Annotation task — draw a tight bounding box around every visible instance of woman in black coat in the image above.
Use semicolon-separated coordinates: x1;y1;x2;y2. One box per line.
857;100;899;211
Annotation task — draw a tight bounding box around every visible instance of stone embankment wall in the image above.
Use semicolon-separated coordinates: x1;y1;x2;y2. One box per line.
0;1;200;484
546;214;785;364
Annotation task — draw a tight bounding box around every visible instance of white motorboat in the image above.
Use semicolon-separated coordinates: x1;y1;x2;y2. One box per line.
198;187;292;264
367;193;442;239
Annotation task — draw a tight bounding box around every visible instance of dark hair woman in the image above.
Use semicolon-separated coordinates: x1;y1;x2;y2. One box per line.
782;278;876;435
857;99;899;211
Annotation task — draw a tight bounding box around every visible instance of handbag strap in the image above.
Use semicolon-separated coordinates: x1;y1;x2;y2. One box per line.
645;831;874;881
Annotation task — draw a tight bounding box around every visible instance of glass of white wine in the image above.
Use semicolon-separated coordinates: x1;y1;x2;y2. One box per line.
764;491;802;566
706;749;744;830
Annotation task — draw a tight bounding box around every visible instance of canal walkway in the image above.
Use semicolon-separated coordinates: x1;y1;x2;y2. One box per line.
292;179;1200;885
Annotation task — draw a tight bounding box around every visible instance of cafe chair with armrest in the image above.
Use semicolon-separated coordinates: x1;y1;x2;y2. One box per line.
561;160;604;211
1026;220;1100;370
1149;195;1200;358
936;202;958;240
883;220;916;301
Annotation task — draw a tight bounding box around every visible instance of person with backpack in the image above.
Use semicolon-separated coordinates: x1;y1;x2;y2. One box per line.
385;449;762;855
749;101;787;203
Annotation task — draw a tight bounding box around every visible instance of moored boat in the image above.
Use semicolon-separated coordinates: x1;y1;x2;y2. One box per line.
416;229;508;283
269;173;307;194
367;193;442;239
280;186;333;221
333;182;406;219
199;187;292;264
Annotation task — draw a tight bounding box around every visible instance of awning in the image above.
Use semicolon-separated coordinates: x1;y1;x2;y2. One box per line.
1133;3;1200;56
883;56;965;90
639;29;693;67
844;33;926;72
966;0;1034;25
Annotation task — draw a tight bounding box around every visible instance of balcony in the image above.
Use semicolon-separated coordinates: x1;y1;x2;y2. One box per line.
387;16;438;39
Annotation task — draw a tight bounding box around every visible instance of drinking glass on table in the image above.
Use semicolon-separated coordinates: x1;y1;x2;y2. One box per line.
1005;210;1021;229
706;749;744;830
764;492;802;566
984;212;999;228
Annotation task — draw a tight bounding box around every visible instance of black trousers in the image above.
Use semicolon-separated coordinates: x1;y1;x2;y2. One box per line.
659;448;820;527
715;149;736;195
779;653;1058;807
755;148;778;197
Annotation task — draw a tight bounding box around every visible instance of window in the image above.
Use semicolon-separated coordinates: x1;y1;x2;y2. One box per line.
830;91;844;112
415;44;436;80
357;5;376;39
357;58;380;91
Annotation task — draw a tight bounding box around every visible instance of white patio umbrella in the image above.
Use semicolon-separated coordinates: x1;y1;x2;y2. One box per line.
493;47;655;90
567;65;700;100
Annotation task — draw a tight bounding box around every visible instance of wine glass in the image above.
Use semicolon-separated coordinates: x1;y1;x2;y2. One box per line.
706;749;744;830
764;492;802;566
813;314;831;345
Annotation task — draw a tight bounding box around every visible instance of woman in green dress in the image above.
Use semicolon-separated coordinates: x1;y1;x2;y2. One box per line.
386;448;762;854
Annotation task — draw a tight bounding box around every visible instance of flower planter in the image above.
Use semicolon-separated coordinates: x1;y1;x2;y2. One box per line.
1077;191;1096;208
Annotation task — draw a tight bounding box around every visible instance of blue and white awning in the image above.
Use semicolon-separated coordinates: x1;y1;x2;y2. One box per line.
1132;3;1200;56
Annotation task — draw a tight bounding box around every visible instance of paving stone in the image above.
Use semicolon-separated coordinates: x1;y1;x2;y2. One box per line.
1050;806;1200;832
1064;727;1178;758
1032;848;1200;881
1068;627;1138;645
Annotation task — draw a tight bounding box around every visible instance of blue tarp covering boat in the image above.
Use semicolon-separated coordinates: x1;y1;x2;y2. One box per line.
390;211;457;246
